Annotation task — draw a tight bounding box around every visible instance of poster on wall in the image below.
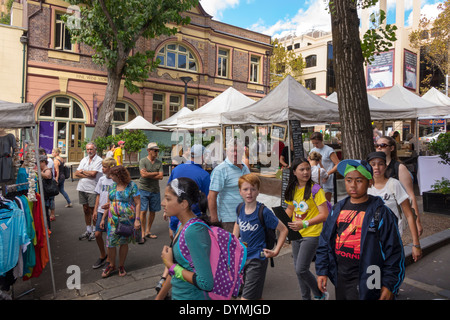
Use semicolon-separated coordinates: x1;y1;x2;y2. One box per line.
367;50;394;89
39;121;54;154
404;49;417;90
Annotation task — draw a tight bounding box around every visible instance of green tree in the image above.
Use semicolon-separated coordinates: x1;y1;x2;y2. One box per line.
116;129;149;165
65;0;199;141
409;1;450;94
270;39;305;90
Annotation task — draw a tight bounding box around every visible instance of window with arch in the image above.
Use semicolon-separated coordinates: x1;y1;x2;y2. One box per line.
107;101;139;135
39;95;85;120
156;43;198;72
305;55;317;68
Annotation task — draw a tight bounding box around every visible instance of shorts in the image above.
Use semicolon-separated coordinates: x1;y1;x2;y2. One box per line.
241;258;269;300
95;211;107;233
79;191;97;208
140;189;161;212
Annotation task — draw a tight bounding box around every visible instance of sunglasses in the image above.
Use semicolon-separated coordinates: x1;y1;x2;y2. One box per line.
374;143;390;148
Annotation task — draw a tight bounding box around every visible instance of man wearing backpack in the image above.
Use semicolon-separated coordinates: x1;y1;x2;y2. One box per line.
315;159;405;300
233;173;288;300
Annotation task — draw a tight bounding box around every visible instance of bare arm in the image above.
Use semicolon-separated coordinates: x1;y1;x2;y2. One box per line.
207;190;219;222
398;164;423;236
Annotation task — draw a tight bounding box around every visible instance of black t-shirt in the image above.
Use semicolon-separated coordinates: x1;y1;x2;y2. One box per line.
335;197;373;279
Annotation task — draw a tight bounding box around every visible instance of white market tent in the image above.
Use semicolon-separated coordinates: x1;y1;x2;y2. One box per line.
176;87;256;128
422;87;450;107
379;84;450;118
155;107;192;129
117;115;167;131
0;100;57;298
221;75;340;125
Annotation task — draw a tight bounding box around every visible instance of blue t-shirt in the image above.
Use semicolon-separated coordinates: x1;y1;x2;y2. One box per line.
237;202;279;260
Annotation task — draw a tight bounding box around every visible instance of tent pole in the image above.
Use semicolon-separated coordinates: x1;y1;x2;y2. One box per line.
33;126;57;298
287;121;291;166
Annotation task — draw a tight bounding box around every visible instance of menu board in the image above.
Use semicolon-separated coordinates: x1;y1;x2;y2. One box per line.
290;120;304;159
281;168;290;209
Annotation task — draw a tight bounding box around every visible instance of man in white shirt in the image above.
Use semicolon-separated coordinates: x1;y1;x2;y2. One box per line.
75;142;103;241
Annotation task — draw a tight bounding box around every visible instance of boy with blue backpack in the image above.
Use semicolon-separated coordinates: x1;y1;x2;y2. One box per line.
233;173;288;300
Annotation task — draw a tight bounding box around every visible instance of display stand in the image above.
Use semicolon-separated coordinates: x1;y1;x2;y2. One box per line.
0;100;57;299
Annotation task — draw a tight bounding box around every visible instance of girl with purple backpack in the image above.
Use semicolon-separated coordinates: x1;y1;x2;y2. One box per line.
284;157;330;300
159;177;225;300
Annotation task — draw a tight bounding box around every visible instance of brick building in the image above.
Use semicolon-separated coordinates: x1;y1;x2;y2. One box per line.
12;0;271;162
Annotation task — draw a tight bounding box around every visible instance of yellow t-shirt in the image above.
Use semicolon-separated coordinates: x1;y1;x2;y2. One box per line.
285;185;327;237
114;147;123;165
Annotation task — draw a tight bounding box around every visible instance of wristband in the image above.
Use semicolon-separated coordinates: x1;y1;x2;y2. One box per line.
168;263;177;276
173;264;185;281
303;220;309;229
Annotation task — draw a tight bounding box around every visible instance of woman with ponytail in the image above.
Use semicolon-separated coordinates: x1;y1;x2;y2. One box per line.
284;158;330;300
157;177;215;300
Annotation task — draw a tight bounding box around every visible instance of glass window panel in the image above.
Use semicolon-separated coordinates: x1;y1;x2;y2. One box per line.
153;110;163;123
189;61;196;71
77;124;82;147
40;100;52;117
64;27;72;50
178;45;187;52
55;97;70;104
72;102;84;119
170;96;180;103
113;111;126;122
189;53;194;59
70;124;75;147
153;93;164;102
115;102;126;109
157;55;164;65
219;49;228;56
57;122;67;140
55;106;70;118
55;23;62;48
167;52;176;67
167;44;176;50
128;108;136;121
178;54;187;69
159;47;165;54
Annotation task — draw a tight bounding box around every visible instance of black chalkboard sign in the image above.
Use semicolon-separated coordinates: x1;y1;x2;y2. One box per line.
290;120;304;159
281;168;290;209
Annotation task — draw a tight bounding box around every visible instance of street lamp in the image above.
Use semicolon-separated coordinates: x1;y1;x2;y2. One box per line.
180;76;193;108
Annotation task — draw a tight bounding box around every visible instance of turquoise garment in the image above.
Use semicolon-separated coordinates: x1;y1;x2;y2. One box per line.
172;222;213;300
0;200;30;276
15;168;29;191
19;196;35;276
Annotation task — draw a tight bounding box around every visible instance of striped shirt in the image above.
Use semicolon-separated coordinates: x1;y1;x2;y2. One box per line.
209;158;250;222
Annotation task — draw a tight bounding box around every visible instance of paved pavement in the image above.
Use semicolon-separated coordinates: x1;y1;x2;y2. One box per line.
8;176;450;301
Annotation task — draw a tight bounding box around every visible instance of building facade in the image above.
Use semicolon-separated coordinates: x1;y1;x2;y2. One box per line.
9;0;271;162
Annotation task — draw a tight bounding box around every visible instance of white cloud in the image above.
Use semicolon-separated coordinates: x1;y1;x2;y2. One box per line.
252;0;331;39
200;0;240;20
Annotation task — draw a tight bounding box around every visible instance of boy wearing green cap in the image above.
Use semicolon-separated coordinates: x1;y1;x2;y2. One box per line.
315;159;405;300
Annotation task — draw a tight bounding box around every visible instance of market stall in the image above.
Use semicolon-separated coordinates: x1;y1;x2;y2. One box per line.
0;100;56;299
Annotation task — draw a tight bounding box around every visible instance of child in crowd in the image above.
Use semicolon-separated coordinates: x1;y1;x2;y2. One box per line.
92;157;116;270
316;159;405;300
284;158;330;300
233;173;288;300
308;151;329;186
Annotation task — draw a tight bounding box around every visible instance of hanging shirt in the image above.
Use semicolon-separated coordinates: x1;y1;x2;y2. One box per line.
0;200;30;276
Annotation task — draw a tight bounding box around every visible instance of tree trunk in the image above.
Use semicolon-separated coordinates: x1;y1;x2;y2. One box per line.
330;0;374;160
91;68;122;142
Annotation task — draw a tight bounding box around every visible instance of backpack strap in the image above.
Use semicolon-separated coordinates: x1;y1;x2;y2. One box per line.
236;202;245;218
257;204;275;268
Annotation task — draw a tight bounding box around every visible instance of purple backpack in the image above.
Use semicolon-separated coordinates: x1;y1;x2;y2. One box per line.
312;183;333;213
177;218;247;300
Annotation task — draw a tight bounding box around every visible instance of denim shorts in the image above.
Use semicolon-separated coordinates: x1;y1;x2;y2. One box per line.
139;189;161;212
95;211;107;233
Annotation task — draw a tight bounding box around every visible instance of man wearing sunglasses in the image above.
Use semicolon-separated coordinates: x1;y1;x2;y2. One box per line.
138;142;164;242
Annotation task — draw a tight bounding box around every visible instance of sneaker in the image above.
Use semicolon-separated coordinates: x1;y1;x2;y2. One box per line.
65;203;73;208
92;256;108;269
314;292;329;300
79;231;90;240
88;232;96;241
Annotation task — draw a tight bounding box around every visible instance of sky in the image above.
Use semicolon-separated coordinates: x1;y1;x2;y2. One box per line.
199;0;444;39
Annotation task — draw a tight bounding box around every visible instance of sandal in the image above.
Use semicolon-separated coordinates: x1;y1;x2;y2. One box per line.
102;265;116;278
50;215;56;221
118;266;127;277
146;233;158;239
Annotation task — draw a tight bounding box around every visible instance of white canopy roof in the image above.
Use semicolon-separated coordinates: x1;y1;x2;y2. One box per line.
177;87;255;128
421;87;450;107
0;100;35;128
155;107;192;129
117;115;167;131
379;84;450;118
221;75;340;125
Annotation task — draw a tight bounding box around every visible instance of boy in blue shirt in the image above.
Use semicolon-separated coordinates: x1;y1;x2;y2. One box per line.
233;173;288;300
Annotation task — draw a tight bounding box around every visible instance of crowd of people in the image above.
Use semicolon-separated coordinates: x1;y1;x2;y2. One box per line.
42;131;423;300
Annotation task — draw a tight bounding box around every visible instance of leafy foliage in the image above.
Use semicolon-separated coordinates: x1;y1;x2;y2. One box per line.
431;177;450;194
429;132;450;166
270;39;305;89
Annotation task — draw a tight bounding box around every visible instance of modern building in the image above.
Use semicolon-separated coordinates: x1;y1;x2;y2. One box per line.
5;0;271;162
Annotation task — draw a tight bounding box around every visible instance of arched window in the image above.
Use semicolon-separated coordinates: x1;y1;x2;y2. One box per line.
107;101;139;135
305;55;317;68
156;43;198;72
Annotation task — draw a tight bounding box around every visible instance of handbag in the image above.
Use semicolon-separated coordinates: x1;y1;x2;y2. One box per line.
42;177;60;198
113;201;134;237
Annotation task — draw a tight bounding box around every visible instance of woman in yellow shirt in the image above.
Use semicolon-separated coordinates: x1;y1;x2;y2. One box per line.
284;157;330;300
114;140;125;166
